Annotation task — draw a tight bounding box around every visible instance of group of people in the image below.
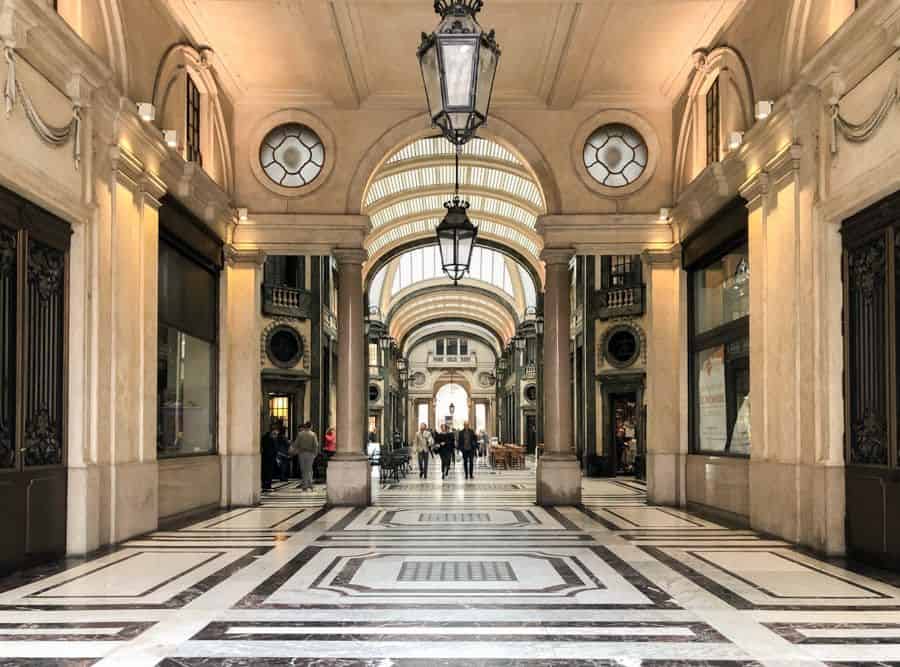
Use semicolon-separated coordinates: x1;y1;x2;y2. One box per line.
412;422;486;480
260;421;337;491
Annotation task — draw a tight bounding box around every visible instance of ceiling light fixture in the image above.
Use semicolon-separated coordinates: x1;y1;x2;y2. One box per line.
658;207;671;222
137;102;156;122
417;0;501;147
755;100;774;120
728;131;744;151
436;145;478;284
163;130;178;149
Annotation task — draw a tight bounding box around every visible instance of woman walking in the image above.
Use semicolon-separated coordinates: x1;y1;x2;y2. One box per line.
435;424;454;480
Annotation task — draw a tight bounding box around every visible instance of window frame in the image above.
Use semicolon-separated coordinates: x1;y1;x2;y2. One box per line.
705;76;720;166
686;215;750;458
186;75;203;165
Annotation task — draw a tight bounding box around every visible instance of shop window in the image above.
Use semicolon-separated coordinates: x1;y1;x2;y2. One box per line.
689;240;750;455
706;77;720;166
158;325;216;457
186;75;202;165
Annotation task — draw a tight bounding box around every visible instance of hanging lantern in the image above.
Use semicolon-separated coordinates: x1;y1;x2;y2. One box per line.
417;0;501;146
436;195;478;284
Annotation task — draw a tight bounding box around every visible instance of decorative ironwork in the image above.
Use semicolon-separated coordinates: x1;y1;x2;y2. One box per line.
28;242;64;301
851;410;887;465
259;123;324;188
583;124;648;188
0;226;14;277
22;408;61;466
848;239;885;304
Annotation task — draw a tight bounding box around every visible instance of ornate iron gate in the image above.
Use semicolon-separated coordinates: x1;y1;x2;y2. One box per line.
0;185;69;575
842;190;900;569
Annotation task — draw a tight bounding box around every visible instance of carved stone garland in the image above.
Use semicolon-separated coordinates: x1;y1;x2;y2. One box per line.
829;53;900;155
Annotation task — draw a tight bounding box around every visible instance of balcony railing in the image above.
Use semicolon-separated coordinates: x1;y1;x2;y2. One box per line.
426;352;477;368
596;285;645;320
262;284;313;319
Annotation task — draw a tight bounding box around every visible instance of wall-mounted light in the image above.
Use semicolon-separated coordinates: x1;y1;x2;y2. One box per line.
658;207;671;222
163;130;178;149
727;131;744;151
137;102;156;122
755;100;774;120
237;207;248;222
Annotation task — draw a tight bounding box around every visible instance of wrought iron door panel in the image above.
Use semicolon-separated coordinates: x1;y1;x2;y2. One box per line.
0;185;69;576
842;190;900;571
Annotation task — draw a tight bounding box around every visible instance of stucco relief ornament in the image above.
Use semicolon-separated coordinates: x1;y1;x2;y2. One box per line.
691;48;709;74
848;239;885;304
828;53;900;154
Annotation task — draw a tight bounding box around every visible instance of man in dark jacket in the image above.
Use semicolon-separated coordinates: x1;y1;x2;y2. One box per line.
260;423;282;491
435;424;454;480
457;421;479;480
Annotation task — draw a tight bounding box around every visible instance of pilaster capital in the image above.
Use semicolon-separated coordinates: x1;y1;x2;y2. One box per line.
333;247;369;266
641;245;681;268
540;247;574;267
224;245;267;267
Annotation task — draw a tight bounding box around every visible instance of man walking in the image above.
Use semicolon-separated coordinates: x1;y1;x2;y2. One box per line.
435;424;454;480
413;422;433;479
458;421;478;480
293;422;319;491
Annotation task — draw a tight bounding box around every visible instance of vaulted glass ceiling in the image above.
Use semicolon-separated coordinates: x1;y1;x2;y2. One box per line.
363;136;546;267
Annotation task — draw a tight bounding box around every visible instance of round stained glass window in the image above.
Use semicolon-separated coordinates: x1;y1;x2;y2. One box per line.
259;123;325;188
583;124;648;188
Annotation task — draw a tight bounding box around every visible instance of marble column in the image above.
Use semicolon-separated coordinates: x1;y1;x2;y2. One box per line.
221;247;266;508
327;248;372;506
537;248;582;505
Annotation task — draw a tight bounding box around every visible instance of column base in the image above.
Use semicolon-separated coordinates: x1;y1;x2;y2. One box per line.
536;454;582;506
327;455;372;507
220;453;261;508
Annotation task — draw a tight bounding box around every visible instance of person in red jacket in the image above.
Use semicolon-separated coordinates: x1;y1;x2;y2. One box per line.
324;427;337;459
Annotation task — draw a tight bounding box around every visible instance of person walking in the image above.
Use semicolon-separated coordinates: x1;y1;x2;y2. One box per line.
435;424;454;480
458;421;478;480
275;421;291;482
324;427;337;460
413;423;433;479
260;422;281;491
294;421;320;491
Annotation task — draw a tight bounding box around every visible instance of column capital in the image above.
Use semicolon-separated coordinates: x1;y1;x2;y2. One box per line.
540;247;574;266
224;245;267;267
333;247;369;265
641;245;681;268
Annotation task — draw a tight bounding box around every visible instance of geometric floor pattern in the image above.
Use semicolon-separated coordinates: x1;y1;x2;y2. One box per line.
2;457;900;665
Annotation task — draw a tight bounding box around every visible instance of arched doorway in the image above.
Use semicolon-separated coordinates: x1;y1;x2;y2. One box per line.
435;382;469;430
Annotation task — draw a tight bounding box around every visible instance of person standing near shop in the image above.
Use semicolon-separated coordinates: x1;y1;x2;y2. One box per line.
436;424;454;480
294;422;320;491
324;427;337;460
413;422;433;479
457;421;478;480
260;422;281;491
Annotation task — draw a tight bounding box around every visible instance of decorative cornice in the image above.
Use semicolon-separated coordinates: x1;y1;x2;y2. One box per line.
537;214;674;255
233;213;370;252
223;246;266;267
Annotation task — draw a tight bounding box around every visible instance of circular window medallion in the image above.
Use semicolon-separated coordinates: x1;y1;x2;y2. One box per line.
368;384;381;402
266;325;304;369
412;371;427;387
259;123;325;188
524;384;538;402
605;326;640;368
583;124;648;188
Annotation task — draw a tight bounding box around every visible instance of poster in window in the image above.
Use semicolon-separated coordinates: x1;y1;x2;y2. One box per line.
697;346;727;451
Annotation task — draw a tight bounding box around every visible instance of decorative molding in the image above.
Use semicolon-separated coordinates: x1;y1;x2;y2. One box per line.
537;214;673;255
641;245;681;268
539;246;574;267
333;247;369;266
223;245;266;267
232;213;369;252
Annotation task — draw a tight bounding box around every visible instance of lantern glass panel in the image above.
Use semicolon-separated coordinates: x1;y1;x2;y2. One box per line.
474;44;497;117
440;39;477;108
456;228;475;269
419;45;443;119
439;233;456;267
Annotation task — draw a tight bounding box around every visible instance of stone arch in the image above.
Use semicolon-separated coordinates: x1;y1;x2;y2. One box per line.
151;43;235;193
346;111;562;216
673;45;755;200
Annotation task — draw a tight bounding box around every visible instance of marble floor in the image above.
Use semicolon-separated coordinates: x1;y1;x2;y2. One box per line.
2;458;900;666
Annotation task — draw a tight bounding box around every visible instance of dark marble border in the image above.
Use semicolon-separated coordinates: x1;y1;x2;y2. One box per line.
0;661;97;667
0;621;154;641
765;622;900;644
192;620;726;643
156;660;761;667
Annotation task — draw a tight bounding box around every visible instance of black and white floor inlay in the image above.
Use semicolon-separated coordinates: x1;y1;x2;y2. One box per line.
1;462;900;665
